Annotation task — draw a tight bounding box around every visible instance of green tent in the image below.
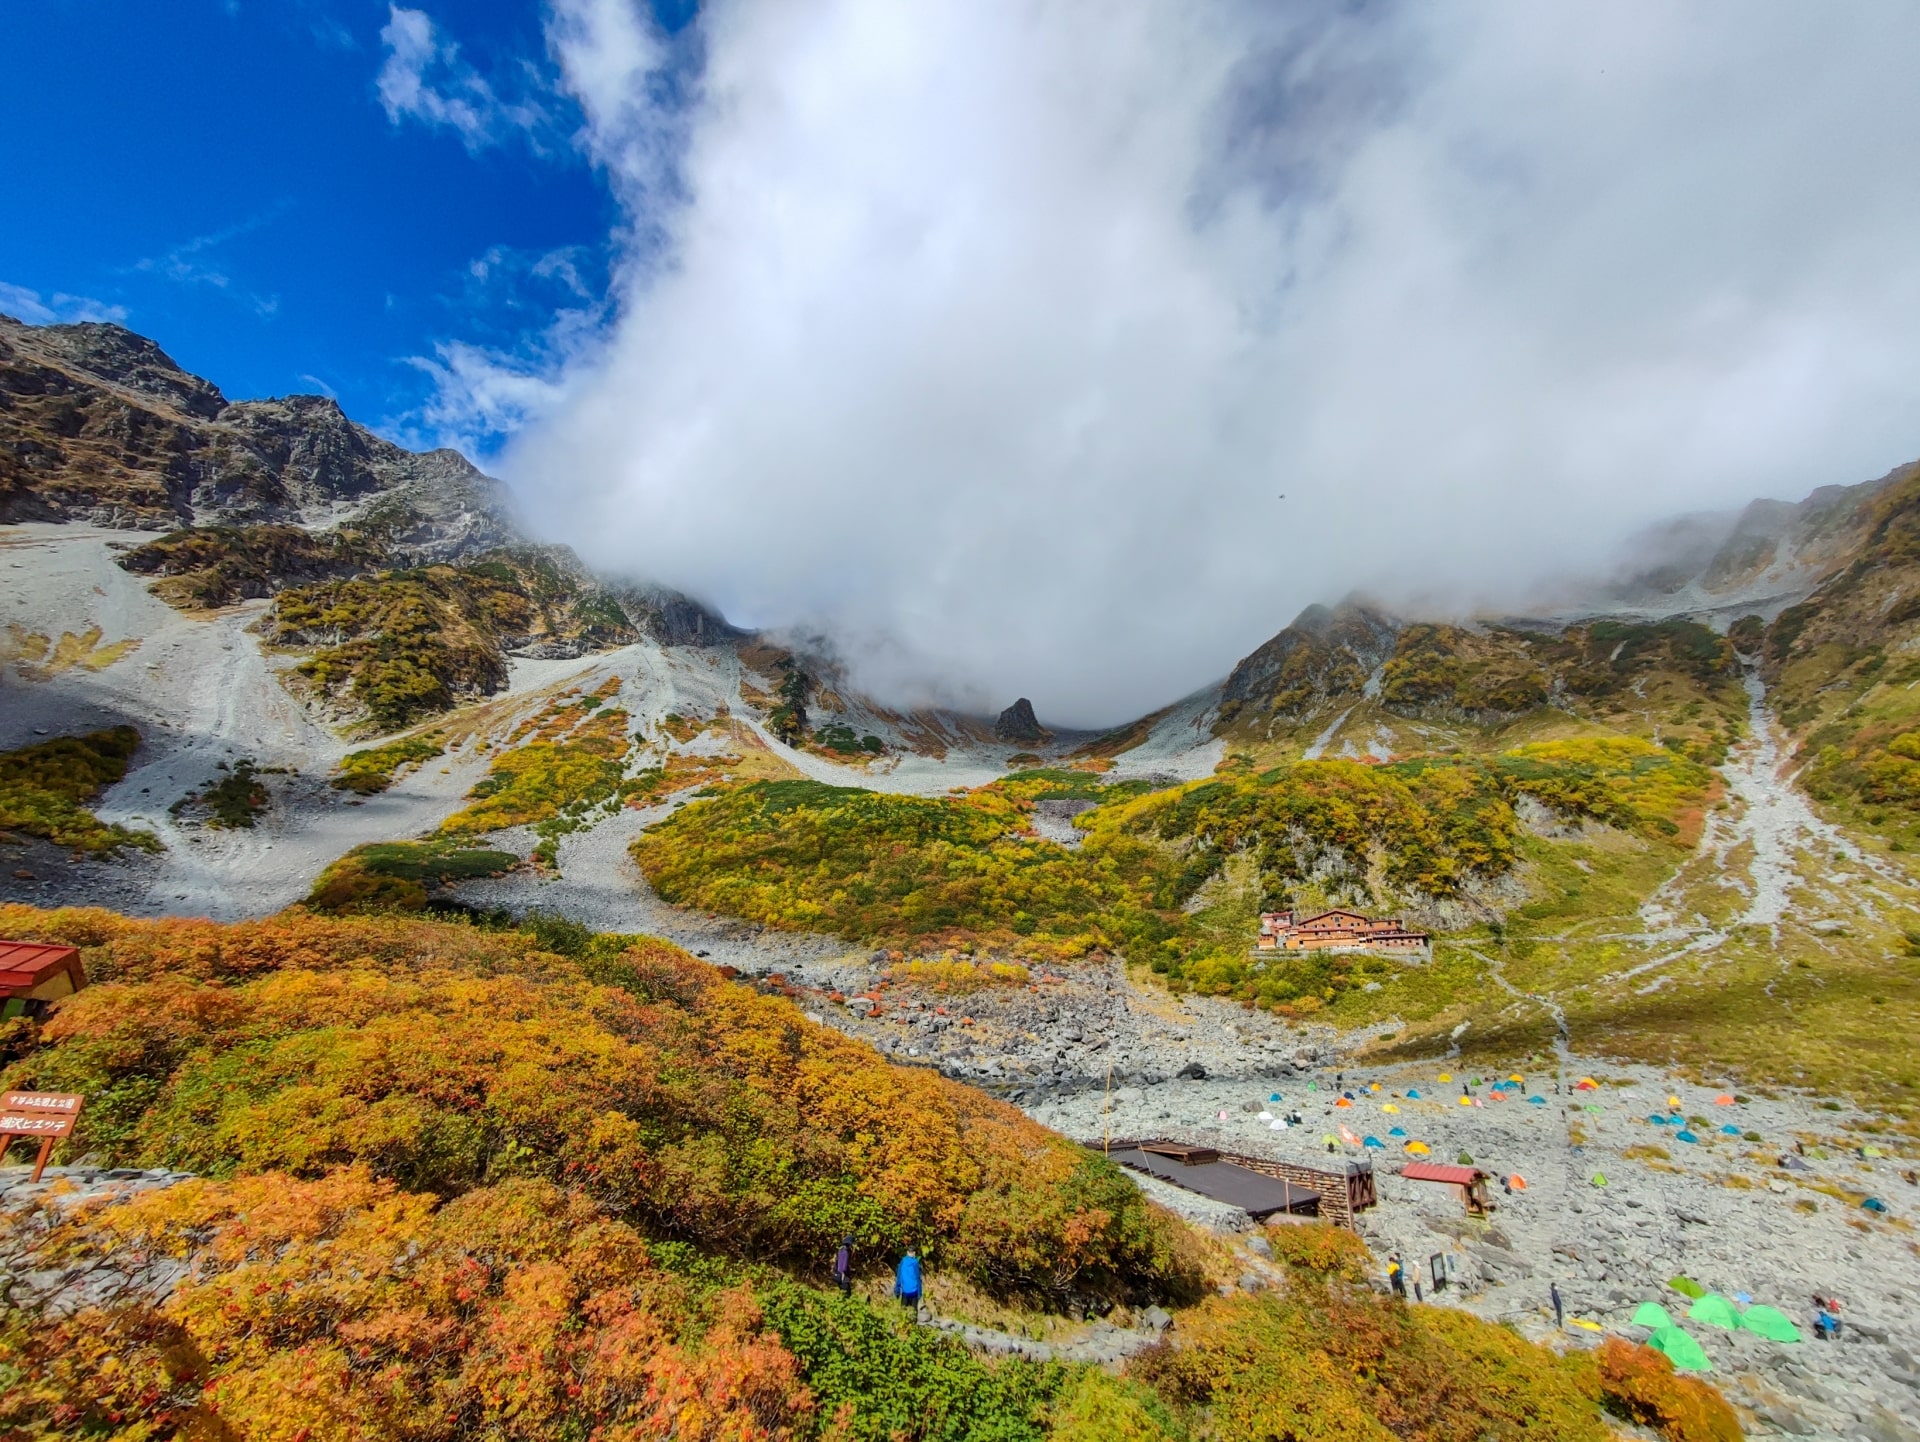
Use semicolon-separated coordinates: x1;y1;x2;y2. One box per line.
1688;1294;1743;1331
1648;1326;1713;1372
1741;1305;1802;1343
1591;1172;1609;1187
1631;1302;1676;1330
1667;1275;1707;1300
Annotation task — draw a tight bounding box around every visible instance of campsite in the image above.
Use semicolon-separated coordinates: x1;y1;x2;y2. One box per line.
1027;1057;1920;1437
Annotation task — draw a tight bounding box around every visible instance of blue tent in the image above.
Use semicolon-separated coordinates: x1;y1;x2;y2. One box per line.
1649;1115;1669;1125
1389;1126;1407;1137
1269;1093;1283;1102
1527;1096;1546;1105
1675;1130;1699;1144
1720;1124;1741;1136
1407;1089;1422;1099
1363;1136;1384;1149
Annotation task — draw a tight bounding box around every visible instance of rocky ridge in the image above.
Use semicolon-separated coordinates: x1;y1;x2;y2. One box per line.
0;313;512;557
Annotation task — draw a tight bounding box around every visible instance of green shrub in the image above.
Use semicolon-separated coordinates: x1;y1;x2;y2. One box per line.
304;839;520;913
1047;1369;1188;1442
0;727;159;854
759;1280;1063;1442
333;733;445;794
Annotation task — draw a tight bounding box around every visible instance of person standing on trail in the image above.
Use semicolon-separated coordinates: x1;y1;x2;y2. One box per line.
832;1237;854;1297
1388;1254;1405;1298
1408;1258;1423;1303
1550;1282;1565;1330
894;1249;923;1319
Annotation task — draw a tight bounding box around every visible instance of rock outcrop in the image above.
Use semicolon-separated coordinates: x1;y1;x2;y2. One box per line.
994;697;1052;743
0;313;512;558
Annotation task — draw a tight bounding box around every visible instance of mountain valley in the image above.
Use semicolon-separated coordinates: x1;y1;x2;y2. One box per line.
5;316;1920;1440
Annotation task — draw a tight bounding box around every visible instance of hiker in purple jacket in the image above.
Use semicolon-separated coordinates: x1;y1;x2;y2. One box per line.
832;1237;854;1296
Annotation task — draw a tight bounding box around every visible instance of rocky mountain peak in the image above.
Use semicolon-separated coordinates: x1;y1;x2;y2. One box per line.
0;313;512;554
1;314;226;419
1219;598;1399;717
994;697;1051;743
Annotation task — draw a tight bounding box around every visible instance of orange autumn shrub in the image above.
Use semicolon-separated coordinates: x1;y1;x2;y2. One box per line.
1261;1221;1373;1281
2;1168;813;1442
1597;1338;1743;1442
0;906;1197;1307
1133;1280;1613;1442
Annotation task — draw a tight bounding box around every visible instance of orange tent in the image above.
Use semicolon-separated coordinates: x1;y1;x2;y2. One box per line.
1508;1175;1528;1190
1335;1097;1353;1108
1712;1095;1735;1106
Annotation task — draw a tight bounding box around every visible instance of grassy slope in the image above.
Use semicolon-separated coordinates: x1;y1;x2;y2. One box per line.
632;745;1711;1003
1211;618;1745;774
1758;468;1920;848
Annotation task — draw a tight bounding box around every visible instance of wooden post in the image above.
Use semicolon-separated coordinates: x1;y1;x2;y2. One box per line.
29;1137;52;1185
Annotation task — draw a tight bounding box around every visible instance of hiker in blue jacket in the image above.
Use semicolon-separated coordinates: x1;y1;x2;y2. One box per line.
894;1249;923;1319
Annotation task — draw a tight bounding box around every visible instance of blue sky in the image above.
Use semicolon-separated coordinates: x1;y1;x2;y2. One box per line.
0;0;645;448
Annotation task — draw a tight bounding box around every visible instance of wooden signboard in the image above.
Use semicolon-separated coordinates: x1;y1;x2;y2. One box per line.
1;1091;82;1183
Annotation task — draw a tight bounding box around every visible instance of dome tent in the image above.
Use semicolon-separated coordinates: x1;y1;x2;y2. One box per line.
1688;1294;1743;1331
1740;1305;1802;1343
1647;1326;1712;1372
1631;1301;1675;1330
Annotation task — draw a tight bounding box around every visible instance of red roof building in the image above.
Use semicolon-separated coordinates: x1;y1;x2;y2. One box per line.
1256;908;1431;956
1400;1162;1482;1186
1400;1160;1493;1215
0;942;85;1021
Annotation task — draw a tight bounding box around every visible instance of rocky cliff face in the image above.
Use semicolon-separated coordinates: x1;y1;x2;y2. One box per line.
1602;464;1910;612
993;697;1051;743
1218;601;1398;723
615;583;748;648
0;313;512;558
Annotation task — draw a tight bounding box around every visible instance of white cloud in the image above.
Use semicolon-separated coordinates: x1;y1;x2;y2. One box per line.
377;5;551;152
132;217;281;317
393;242;611;456
400;333;579;457
0;282;128;326
495;0;1920;726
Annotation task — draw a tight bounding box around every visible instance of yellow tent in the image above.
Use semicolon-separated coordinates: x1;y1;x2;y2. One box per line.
1667;1094;1681;1107
1438;1072;1453;1082
1382;1103;1400;1114
1508;1074;1524;1083
1457;1096;1473;1106
1405;1140;1431;1155
1369;1082;1381;1092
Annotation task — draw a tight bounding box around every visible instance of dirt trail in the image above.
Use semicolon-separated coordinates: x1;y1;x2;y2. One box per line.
1621;660;1899;984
